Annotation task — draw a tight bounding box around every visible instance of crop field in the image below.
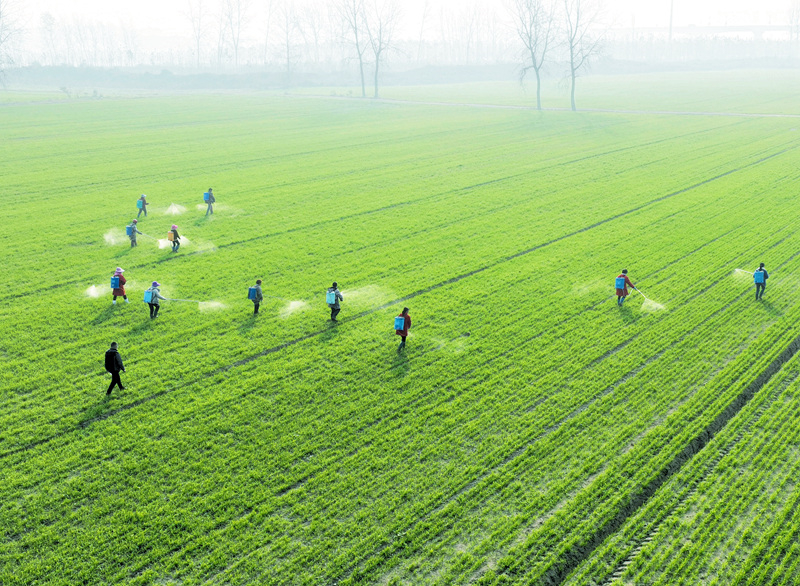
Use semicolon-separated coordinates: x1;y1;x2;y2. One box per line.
2;73;800;585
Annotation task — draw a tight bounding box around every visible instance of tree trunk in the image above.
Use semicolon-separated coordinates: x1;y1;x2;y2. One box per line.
373;55;380;98
570;70;577;111
358;55;366;97
535;67;542;110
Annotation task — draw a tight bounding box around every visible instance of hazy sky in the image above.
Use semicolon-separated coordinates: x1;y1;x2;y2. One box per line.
18;0;798;35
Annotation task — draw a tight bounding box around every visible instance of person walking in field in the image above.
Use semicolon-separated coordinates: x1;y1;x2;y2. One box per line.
127;219;142;247
615;269;636;306
754;262;769;300
112;267;129;304
395;307;411;352
205;188;216;216
137;194;148;218
104;342;126;395
327;282;344;322
146;281;167;319
251;279;263;315
169;225;181;252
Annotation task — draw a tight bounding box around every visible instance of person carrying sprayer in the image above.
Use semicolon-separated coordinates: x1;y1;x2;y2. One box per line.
169;224;181;253
104;342;125;395
754;262;769;300
615;269;637;307
250;279;264;315
137;194;148;218
111;267;129;304
395;307;412;352
327;282;344;322
145;281;167;319
127;219;142;247
204;188;216;216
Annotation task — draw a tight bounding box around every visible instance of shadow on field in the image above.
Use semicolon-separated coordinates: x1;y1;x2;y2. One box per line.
319;321;342;343
112;248;133;259
238;315;258;334
617;304;637;325
78;394;113;426
392;351;411;377
90;306;117;325
128;318;156;334
758;300;783;317
193;216;209;227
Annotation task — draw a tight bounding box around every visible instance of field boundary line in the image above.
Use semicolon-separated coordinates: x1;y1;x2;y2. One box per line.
290;93;800;119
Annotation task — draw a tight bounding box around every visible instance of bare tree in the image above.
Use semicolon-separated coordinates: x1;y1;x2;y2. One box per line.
224;0;251;68
40;12;58;66
299;1;326;65
791;0;800;52
262;0;275;66
509;0;555;110
563;0;602;111
0;0;20;76
415;0;430;63
364;0;401;98
186;0;206;68
275;0;299;75
338;0;368;97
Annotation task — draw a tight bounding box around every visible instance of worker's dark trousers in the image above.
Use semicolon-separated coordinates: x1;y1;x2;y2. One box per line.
113;295;128;301
149;303;160;318
398;336;407;350
617;295;626;306
756;283;765;300
137;208;147;217
107;371;123;394
253;302;260;314
206;204;213;215
130;239;137;247
330;307;341;321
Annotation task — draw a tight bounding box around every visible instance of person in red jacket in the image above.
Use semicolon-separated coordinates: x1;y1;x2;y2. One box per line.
112;267;128;304
396;307;411;351
615;269;636;306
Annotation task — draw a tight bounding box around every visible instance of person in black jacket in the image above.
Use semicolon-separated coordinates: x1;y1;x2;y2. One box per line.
104;342;126;395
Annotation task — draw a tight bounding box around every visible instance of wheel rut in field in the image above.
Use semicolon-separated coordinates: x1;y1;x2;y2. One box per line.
537;326;800;586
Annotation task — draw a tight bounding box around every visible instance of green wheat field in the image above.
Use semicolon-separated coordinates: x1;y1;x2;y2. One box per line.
3;71;800;585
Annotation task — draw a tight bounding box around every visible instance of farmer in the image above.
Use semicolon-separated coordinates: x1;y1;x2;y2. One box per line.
754;262;769;300
146;281;167;319
327;282;344;322
104;342;125;395
252;279;263;315
137;194;148;217
112;267;128;304
396;307;411;352
169;224;181;252
205;188;216;216
128;219;142;247
615;269;636;306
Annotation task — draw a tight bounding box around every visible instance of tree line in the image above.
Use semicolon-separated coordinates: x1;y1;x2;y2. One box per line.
3;0;800;110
